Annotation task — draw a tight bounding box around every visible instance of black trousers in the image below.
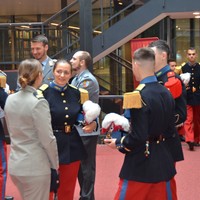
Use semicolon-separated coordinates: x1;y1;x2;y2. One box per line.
78;135;98;200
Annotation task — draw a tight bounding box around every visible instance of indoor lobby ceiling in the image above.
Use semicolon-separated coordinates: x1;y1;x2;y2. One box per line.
0;0;199;19
0;0;62;15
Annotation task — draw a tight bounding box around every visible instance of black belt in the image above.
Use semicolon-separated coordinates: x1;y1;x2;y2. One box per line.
53;125;73;134
148;135;165;143
148;133;176;143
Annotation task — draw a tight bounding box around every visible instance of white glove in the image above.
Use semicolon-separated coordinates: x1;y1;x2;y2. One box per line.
180;72;191;85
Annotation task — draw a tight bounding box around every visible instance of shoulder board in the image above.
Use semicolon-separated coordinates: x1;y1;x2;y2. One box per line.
79;88;89;104
38;84;49;92
33;92;44;100
69;84;78;89
82;74;90;78
135;84;145;91
123;84;145;109
36;84;48;97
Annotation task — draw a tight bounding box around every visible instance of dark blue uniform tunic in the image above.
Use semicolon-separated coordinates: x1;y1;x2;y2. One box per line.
42;83;86;164
155;65;186;162
118;77;176;183
182;62;200;105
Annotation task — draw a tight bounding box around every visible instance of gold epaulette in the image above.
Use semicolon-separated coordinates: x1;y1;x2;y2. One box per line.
0;76;6;88
181;62;186;67
174;66;182;75
0;70;6;88
123;84;145;109
79;88;89;104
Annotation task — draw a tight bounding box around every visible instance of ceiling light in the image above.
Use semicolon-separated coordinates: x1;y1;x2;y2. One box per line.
68;26;80;30
50;23;59;26
193;12;200;15
20;26;30;28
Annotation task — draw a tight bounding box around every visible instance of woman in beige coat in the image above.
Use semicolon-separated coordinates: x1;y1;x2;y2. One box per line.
5;59;59;200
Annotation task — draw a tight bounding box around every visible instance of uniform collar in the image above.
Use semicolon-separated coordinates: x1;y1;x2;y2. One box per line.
140;75;157;84
76;69;89;79
41;56;49;67
188;62;197;67
50;81;68;91
155;65;170;77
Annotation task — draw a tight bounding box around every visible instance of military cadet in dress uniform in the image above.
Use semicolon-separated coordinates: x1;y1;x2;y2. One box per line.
5;59;59;200
149;40;186;157
104;48;177;200
181;47;200;150
38;59;97;200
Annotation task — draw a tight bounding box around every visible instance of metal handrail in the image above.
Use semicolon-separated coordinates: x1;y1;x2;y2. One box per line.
43;0;79;25
94;0;141;31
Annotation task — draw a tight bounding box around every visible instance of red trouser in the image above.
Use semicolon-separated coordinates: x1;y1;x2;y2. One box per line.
114;177;177;200
0;140;7;200
177;126;185;136
49;161;80;200
184;105;200;143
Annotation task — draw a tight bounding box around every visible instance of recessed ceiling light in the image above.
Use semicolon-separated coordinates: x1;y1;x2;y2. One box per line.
195;16;200;18
193;12;200;15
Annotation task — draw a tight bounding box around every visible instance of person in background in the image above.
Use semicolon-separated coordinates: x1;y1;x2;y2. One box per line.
181;47;200;149
149;39;186;155
38;59;97;200
31;34;55;84
168;58;177;72
4;59;59;200
70;51;99;200
104;47;177;200
0;71;8;200
168;58;185;141
168;58;182;75
16;35;55;91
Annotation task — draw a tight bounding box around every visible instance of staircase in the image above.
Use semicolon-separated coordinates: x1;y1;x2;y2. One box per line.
93;0;200;62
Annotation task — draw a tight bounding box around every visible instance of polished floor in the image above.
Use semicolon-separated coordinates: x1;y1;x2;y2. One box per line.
5;142;200;200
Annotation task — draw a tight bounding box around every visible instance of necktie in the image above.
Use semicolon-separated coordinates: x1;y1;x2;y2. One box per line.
41;63;45;71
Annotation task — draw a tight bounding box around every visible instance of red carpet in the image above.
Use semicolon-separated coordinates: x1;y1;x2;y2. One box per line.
5;142;200;200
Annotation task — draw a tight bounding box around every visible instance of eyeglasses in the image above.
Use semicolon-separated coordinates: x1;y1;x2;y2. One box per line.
55;70;70;76
188;53;196;56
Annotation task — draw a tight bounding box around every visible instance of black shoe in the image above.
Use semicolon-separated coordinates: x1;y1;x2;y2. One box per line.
194;142;200;147
187;142;194;151
179;135;185;142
